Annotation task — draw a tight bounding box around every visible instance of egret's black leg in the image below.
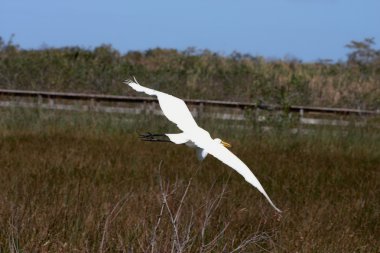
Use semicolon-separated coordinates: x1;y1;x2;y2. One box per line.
139;132;171;142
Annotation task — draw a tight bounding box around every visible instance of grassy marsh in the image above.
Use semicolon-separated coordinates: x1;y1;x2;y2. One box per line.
0;108;379;252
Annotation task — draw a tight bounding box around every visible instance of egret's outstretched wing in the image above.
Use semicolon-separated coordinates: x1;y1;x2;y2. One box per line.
196;140;281;212
125;79;198;131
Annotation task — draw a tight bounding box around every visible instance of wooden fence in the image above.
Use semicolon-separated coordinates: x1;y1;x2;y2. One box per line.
1;89;379;115
0;89;379;127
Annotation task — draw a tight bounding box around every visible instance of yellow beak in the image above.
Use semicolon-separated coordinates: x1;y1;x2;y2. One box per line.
221;140;232;148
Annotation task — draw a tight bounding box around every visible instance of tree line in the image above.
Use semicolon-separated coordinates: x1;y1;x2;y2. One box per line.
0;37;379;109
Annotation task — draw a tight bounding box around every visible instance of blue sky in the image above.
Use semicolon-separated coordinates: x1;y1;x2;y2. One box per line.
1;0;379;62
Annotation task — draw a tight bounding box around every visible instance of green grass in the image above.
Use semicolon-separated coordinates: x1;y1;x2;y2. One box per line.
0;108;379;252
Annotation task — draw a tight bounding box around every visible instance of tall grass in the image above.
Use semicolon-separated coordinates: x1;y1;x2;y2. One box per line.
0;108;379;252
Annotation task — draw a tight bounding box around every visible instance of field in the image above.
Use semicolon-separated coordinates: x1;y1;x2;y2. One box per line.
0;107;379;252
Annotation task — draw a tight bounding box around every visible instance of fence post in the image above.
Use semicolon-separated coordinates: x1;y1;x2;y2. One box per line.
197;102;204;119
299;108;304;120
37;94;43;105
90;98;96;111
297;108;304;132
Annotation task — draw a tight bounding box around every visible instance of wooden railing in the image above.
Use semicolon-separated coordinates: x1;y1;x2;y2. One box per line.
1;89;379;116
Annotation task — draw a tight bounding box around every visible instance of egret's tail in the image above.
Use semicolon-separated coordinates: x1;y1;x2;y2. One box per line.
124;77;157;96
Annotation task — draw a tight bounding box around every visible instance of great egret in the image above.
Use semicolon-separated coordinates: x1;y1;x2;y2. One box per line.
125;78;281;212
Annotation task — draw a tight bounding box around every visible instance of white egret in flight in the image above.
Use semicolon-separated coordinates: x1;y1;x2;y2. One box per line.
125;78;281;212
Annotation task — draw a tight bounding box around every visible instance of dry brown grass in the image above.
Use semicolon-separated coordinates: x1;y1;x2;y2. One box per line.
0;109;379;252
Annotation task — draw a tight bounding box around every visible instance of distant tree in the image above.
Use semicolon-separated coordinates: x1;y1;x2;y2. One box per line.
346;37;380;64
0;34;19;54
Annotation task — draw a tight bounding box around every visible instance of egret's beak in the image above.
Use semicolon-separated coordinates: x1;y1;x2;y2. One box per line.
221;140;232;148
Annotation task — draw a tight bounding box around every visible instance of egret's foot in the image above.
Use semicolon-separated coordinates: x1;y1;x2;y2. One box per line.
139;132;171;142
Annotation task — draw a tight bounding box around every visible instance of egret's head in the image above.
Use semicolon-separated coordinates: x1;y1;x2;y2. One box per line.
214;138;232;148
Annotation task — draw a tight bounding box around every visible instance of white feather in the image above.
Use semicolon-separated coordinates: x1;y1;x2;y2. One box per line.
166;133;190;144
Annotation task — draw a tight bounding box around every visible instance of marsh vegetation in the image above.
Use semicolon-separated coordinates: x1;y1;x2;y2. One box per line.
0;108;378;252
